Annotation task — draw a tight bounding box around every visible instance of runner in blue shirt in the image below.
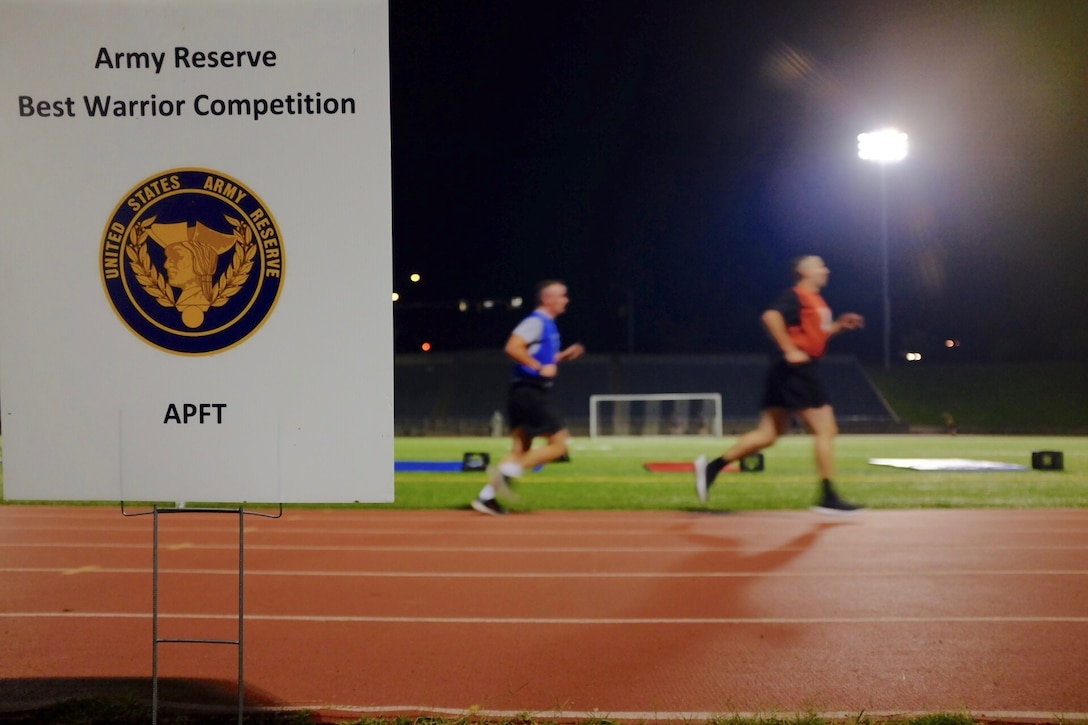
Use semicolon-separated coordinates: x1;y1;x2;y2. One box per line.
472;280;584;515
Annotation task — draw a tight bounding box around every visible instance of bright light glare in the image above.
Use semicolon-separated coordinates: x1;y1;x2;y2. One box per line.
458;300;468;312
905;352;922;362
410;273;421;283
858;129;908;163
511;296;523;309
421;342;431;352
391;292;400;302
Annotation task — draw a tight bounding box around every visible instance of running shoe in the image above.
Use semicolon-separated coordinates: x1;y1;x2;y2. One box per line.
471;497;509;516
488;465;519;501
811;493;864;515
694;455;709;503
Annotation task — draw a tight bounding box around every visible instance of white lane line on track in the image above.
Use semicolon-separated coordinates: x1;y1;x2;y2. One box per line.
6;542;1088;552
4;567;1088;578
3;612;1088;624
230;706;1088;722
6;522;1088;537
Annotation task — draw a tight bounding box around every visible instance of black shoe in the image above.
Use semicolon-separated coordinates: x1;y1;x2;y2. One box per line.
811;493;864;515
471;497;508;516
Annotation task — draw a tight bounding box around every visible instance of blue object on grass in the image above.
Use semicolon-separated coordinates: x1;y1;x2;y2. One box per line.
394;460;546;473
395;461;465;473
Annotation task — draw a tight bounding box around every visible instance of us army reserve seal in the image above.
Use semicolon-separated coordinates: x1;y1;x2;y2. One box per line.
101;169;284;355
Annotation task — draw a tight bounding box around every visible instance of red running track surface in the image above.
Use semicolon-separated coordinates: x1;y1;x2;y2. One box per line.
2;506;1088;721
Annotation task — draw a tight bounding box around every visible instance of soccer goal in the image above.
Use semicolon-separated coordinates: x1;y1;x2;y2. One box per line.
588;393;723;438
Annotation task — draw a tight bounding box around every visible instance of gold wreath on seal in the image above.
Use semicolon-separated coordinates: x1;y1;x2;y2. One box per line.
126;215;256;329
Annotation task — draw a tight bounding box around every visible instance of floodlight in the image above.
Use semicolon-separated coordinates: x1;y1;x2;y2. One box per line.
858;129;908;163
859;127;909;369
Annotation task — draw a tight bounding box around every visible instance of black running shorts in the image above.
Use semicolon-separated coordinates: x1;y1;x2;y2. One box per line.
508;381;566;437
761;359;829;411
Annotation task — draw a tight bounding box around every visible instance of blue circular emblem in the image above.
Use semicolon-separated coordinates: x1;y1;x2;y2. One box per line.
101;169;284;355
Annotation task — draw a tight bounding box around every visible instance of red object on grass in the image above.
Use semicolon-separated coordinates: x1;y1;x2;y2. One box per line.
642;461;740;473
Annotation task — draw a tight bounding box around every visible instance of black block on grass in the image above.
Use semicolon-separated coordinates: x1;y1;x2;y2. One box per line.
1032;451;1064;471
740;453;764;472
462;452;490;471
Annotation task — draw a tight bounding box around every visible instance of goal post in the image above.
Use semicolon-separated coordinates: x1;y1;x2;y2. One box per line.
588;393;723;438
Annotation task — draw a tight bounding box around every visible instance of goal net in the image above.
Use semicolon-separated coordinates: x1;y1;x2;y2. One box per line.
589;393;723;438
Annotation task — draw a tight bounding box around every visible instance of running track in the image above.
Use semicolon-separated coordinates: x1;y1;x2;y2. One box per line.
2;506;1088;721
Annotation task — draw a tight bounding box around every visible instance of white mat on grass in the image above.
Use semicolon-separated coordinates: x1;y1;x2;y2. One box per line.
868;458;1028;472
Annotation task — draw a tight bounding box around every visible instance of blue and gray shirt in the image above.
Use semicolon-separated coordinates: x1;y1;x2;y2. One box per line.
511;309;560;386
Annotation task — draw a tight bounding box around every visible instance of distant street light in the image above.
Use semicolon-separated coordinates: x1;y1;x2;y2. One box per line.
858;128;908;369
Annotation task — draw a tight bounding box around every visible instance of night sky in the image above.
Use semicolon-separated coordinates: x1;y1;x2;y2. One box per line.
389;0;1088;364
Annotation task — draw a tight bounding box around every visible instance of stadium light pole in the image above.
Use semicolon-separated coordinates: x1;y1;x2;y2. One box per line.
858;128;908;370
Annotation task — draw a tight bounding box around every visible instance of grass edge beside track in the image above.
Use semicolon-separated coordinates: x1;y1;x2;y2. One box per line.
2;435;1086;510
0;698;1056;725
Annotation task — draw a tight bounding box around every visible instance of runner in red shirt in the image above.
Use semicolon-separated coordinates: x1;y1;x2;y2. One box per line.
695;255;866;513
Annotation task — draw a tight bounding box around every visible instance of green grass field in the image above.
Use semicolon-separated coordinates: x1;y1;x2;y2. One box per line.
384;434;1085;512
1;434;1083;509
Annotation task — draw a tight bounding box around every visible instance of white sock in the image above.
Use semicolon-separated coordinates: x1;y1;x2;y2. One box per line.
499;461;524;478
478;484;496;500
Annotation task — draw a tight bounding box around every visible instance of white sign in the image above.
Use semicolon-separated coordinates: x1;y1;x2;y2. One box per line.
0;0;393;504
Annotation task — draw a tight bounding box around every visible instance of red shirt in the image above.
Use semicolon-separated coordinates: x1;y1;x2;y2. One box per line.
769;285;833;358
